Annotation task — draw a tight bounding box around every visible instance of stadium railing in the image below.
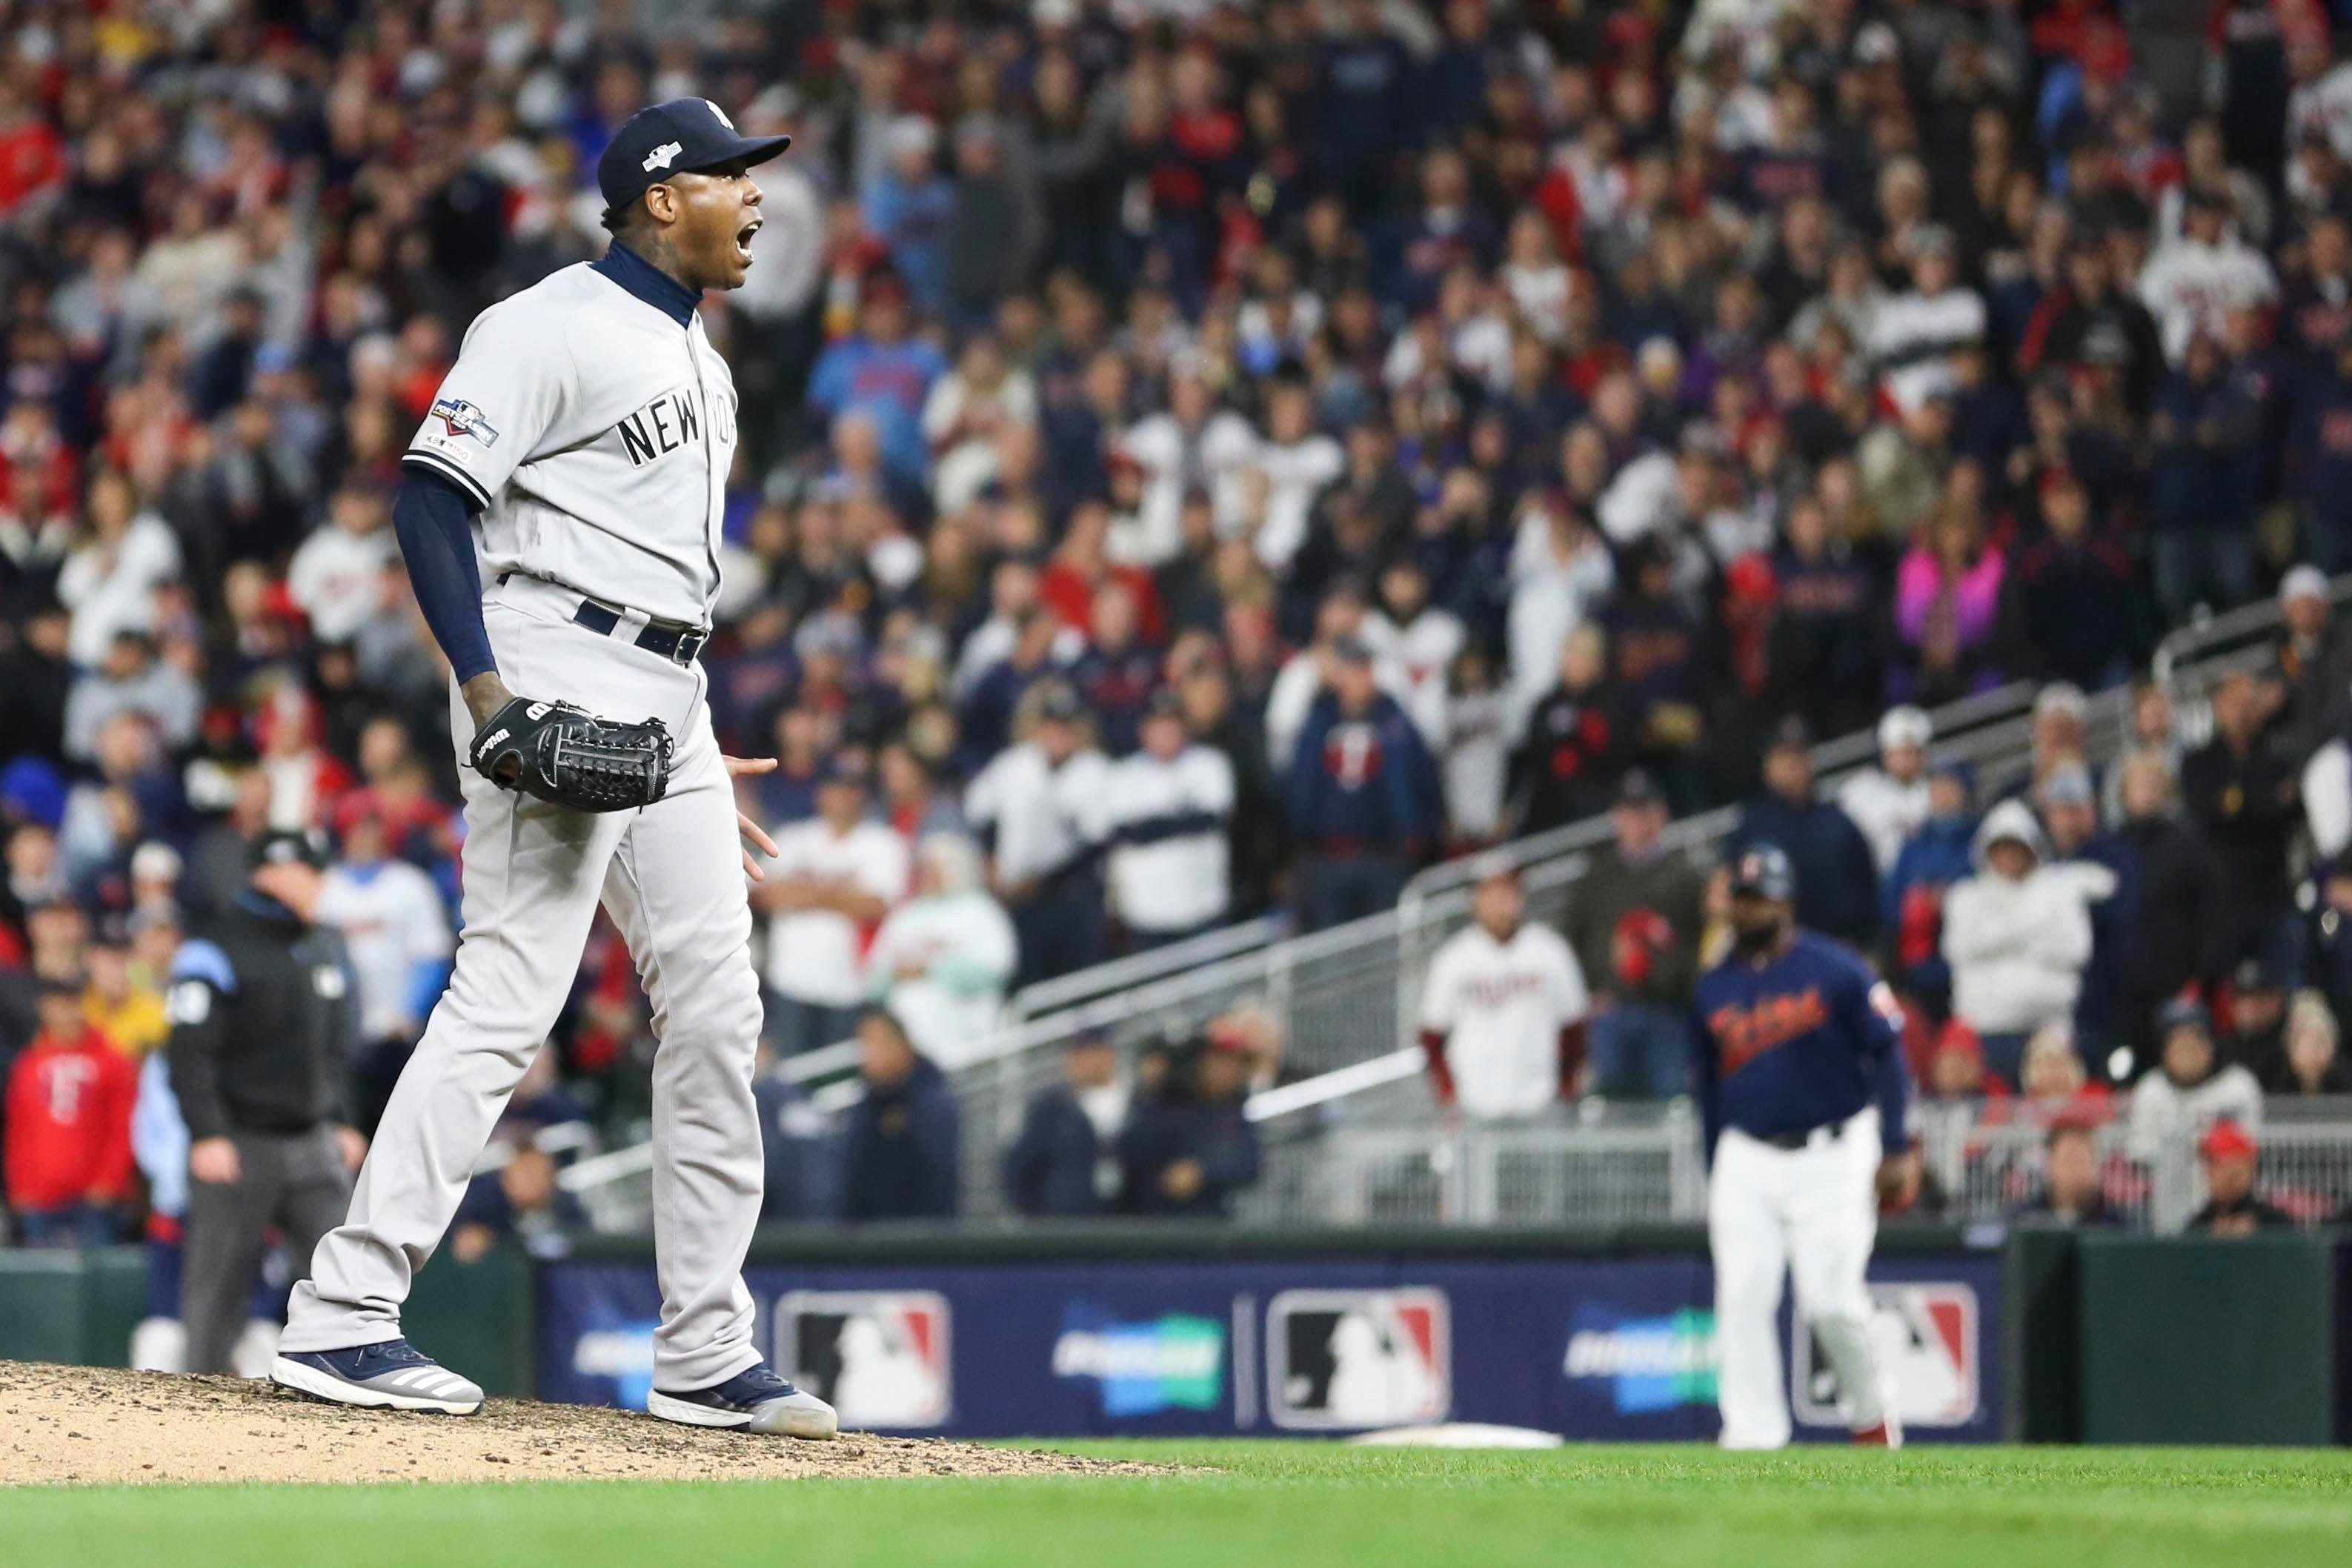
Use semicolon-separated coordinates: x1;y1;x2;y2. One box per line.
559;577;2345;1229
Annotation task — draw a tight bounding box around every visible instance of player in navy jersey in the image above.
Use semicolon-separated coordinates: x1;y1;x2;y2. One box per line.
1692;846;1914;1449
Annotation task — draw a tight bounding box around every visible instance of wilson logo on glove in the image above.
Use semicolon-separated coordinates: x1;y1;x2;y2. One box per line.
469;697;674;812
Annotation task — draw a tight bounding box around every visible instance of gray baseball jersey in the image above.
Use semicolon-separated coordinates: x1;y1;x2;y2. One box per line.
404;263;739;625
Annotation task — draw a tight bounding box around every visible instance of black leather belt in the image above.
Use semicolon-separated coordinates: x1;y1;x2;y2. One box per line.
571;597;709;665
1761;1123;1840;1151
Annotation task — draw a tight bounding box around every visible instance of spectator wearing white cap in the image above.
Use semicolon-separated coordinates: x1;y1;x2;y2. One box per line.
2272;565;2348;764
1993;681;2091;805
1837;705;1934;876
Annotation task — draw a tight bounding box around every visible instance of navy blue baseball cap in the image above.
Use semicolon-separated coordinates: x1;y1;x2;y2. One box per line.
597;98;791;214
1727;846;1796;901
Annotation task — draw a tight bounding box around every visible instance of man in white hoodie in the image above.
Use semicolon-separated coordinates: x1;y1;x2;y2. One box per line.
1941;800;2110;1088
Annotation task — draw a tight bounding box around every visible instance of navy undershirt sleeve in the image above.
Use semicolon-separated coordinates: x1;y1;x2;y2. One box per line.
392;462;496;684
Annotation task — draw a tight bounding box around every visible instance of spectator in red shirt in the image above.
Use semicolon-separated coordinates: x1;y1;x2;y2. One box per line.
0;82;64;219
5;973;136;1246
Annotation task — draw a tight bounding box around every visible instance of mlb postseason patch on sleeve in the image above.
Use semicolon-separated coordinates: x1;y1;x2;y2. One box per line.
431;396;501;448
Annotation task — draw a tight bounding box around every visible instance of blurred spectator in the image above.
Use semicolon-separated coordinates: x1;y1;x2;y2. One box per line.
1510;624;1624;834
0;604;71;766
5;972;134;1246
1418;860;1589;1117
2185;1119;2296;1235
1921;1022;1998;1103
62;631;200;763
2147;331;2263;619
966;681;1112;987
286;485;397;646
1884;757;1979;1018
2015;1024;2114;1128
2013;1121;2119;1226
1838;705;1934;877
316;809;453;1134
758;760;910;1057
1102;690;1236;948
2129;997;2265;1233
2269;568;2347;764
1438;645;1511;846
2182;669;2299;962
2003;468;2142;691
2218;954;2290;1083
451;1141;588;1263
2139;189;2277;363
841;1008;960;1222
2036;761;2133;1060
1003;1030;1128;1218
1563;773;1704;1099
1724;719;1878;950
864;834;1018;1072
1116;1035;1260;1219
1943;800;2106;1087
2269;989;2352;1095
2115;749;2230;1068
82;912;167;1060
56;469;182;668
808;273;945;484
1893;501;2005;708
1286;637;1442;931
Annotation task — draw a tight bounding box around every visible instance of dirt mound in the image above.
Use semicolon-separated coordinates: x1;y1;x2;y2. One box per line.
0;1363;1160;1486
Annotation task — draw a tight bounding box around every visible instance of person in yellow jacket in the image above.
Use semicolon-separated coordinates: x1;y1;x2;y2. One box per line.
85;911;170;1056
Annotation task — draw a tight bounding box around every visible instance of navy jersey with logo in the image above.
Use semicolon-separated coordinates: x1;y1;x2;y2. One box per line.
1690;930;1910;1160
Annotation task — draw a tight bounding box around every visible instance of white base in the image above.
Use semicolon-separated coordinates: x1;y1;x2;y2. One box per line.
269;1355;482;1415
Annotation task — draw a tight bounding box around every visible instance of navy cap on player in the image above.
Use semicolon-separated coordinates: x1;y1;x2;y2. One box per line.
1727;845;1796;902
597;98;791;215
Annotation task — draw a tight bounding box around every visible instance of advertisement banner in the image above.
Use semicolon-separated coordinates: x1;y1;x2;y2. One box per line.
537;1249;2002;1442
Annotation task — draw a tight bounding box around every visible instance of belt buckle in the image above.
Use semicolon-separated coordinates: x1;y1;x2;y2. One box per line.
674;627;707;665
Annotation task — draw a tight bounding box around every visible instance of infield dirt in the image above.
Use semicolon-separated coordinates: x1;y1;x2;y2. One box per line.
0;1362;1163;1485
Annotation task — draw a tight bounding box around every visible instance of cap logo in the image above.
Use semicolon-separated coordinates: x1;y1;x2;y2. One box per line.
704;99;734;130
642;140;682;173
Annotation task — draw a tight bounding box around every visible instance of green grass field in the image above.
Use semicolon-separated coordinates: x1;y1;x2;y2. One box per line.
6;1442;2349;1567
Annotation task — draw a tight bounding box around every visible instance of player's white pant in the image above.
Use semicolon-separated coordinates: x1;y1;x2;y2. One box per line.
282;578;765;1392
1707;1107;1893;1449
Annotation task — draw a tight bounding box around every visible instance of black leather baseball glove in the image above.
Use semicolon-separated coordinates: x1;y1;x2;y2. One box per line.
468;697;674;812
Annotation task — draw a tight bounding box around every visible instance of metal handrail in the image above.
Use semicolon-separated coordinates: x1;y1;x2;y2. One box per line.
1004;914;1286;1021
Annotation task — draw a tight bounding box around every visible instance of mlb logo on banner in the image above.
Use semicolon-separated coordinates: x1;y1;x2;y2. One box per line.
1791;1282;1980;1429
776;1291;952;1429
1266;1289;1450;1431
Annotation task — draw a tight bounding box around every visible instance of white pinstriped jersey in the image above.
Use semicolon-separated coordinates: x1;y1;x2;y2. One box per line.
404;262;738;625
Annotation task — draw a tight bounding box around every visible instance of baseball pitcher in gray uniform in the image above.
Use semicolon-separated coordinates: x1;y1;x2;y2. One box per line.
270;99;835;1438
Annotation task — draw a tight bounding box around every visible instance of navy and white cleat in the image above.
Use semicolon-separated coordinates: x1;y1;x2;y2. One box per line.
646;1362;839;1438
270;1338;485;1415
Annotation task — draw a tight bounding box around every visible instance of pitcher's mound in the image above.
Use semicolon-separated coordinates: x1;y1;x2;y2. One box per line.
0;1363;1160;1486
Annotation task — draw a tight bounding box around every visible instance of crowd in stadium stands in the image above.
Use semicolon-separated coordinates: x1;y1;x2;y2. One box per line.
16;0;2352;1247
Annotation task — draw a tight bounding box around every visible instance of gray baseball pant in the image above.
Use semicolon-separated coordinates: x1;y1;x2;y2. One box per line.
280;580;766;1392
